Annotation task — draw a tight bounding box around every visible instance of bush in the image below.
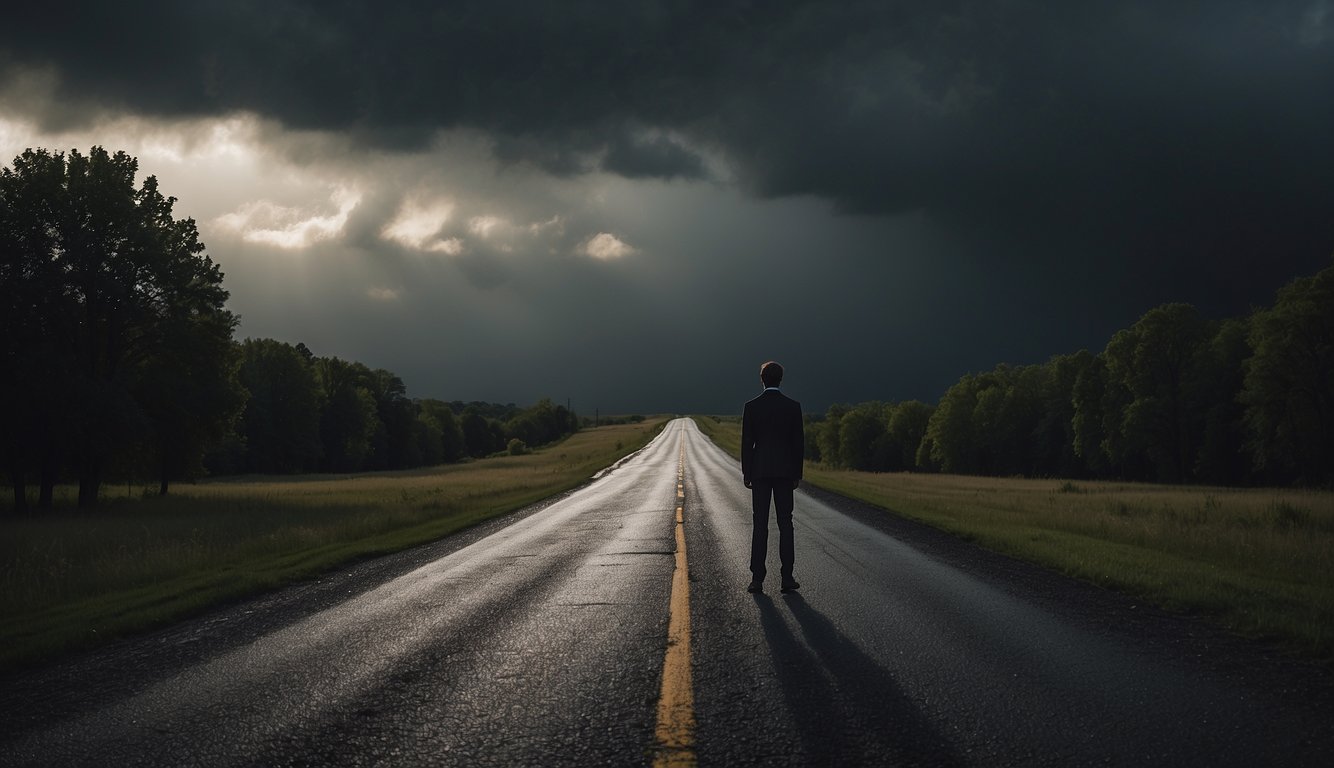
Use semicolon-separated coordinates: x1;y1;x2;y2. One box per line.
507;438;530;456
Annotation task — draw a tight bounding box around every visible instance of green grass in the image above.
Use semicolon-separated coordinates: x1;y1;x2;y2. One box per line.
693;414;741;458
0;419;667;670
691;416;1334;661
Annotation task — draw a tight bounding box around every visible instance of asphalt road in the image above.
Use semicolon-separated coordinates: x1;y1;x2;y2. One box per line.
2;418;1332;766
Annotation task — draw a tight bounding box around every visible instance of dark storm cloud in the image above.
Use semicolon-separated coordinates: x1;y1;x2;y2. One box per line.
601;133;707;181
4;2;1330;283
4;1;1334;393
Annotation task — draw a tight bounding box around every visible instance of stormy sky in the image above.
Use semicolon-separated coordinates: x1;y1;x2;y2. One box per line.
3;1;1332;413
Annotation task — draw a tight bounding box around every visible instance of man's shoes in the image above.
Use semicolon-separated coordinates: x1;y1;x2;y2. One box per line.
746;580;763;593
780;579;800;593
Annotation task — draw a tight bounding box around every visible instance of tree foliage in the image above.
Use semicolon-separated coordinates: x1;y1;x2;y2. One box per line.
1241;265;1334;485
238;339;324;474
2;148;585;508
229;346;580;474
2;147;240;507
817;259;1334;487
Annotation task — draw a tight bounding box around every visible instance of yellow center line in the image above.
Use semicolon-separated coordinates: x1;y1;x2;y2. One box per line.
654;433;696;767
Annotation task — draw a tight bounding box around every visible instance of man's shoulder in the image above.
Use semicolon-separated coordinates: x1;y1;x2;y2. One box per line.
745;391;773;408
746;390;800;410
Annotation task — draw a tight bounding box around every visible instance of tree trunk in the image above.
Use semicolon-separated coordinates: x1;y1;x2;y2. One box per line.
77;460;101;508
9;469;25;513
38;456;56;509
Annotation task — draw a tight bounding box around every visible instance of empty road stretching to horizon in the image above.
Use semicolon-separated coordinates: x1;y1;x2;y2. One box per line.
2;418;1331;766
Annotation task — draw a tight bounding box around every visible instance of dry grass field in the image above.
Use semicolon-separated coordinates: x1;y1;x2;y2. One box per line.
0;418;666;669
692;416;1334;660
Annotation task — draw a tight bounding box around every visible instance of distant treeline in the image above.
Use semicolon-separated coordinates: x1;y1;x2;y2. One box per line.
1;146;577;510
812;259;1334;487
206;338;578;477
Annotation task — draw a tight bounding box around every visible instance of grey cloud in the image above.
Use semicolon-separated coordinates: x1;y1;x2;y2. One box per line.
5;1;1334;409
601;132;707;180
453;250;513;291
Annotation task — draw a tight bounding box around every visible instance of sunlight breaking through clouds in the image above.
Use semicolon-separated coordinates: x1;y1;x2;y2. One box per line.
381;197;457;252
214;187;362;250
133;116;258;165
582;232;635;260
468;215;504;238
0;112;262;173
430;237;465;255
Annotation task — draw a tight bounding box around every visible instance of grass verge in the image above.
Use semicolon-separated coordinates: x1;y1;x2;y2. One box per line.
0;418;667;671
691;415;1334;661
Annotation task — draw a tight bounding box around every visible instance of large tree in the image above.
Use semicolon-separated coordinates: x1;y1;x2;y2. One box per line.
1035;351;1094;478
1;148;72;510
1242;262;1334;485
2;147;237;507
133;307;245;495
924;374;985;474
836;402;888;472
1193;318;1252;485
314;356;378;473
1099;304;1213;482
885;400;933;472
238;339;324;474
418;399;466;463
367;368;416;470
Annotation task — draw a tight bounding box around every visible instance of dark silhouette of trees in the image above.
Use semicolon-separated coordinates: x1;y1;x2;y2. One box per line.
460;406;501;458
133;309;245;495
814;403;848;467
368;368;417;470
2;147;239;508
816;260;1334;488
314;356;377;473
811;400;934;473
923;373;986;474
2;148;71;510
3;149;585;507
1242;263;1334;485
1034;352;1092;478
418;399;466;463
886;400;934;471
222;342;578;475
238;339;324;474
1194;318;1251;485
837;402;890;472
505;398;578;449
1100;304;1213;482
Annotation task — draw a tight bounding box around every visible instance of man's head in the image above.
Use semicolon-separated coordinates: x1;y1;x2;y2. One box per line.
760;360;784;388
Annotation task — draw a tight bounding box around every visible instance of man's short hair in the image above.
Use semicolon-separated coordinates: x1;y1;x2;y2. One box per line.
760;360;784;387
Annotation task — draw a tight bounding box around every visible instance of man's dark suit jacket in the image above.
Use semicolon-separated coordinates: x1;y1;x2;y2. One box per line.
741;389;805;483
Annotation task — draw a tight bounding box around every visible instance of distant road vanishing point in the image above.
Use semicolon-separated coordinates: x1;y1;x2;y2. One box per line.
2;419;1331;766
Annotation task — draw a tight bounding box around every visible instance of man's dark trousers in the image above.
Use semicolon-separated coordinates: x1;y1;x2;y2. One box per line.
750;479;795;581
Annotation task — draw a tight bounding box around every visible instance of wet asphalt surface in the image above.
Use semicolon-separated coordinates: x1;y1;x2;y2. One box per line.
2;418;1333;766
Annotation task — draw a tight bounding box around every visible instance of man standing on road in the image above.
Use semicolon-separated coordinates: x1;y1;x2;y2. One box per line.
742;360;805;594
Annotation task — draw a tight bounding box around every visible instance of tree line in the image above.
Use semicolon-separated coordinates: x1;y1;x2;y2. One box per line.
810;259;1334;487
2;146;576;511
206;337;578;477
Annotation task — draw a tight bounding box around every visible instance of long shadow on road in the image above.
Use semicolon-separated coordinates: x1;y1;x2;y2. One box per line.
755;592;963;766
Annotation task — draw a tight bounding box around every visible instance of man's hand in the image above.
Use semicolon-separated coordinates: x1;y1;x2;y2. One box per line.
743;477;752;489
791;479;800;490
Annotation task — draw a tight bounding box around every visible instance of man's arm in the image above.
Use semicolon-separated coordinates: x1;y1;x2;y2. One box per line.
792;401;804;487
741;402;755;488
